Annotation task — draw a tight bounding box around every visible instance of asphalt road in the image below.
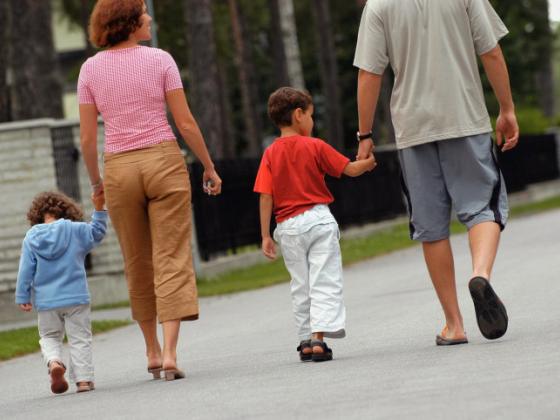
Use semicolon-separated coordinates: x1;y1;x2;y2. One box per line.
1;209;559;420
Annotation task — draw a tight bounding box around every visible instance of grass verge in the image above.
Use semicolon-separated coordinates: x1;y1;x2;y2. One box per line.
0;320;131;361
93;195;560;307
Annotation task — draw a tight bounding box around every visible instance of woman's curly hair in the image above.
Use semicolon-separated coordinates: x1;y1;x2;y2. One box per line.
27;192;84;226
89;0;144;48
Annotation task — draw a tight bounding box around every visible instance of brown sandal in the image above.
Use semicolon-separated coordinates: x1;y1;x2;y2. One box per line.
148;366;163;379
76;381;95;393
48;361;69;394
163;368;186;381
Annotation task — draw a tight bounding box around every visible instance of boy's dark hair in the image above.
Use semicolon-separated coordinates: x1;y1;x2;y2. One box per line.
27;191;84;226
268;87;313;127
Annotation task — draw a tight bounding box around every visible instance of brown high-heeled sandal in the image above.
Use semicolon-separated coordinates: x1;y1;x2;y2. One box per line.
163;368;186;381
148;366;163;379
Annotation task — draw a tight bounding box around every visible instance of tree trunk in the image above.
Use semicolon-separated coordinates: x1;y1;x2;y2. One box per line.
217;60;236;158
311;0;345;150
8;0;64;120
373;70;395;145
535;0;555;117
80;0;96;57
228;0;263;156
267;0;290;87
0;0;10;122
184;0;226;159
276;0;305;89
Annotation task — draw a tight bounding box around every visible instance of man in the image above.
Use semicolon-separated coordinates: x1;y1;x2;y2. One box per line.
354;0;519;344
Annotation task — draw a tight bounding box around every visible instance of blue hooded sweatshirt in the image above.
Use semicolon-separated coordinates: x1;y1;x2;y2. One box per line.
15;211;108;311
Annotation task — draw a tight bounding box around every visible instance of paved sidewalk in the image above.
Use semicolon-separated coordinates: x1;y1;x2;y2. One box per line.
0;209;559;419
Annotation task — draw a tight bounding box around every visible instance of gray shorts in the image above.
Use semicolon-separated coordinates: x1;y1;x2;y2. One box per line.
398;133;508;242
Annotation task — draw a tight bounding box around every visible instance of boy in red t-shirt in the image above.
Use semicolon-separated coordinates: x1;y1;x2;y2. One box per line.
254;87;375;362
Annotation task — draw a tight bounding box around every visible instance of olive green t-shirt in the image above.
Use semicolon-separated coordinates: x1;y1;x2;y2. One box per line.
353;0;508;149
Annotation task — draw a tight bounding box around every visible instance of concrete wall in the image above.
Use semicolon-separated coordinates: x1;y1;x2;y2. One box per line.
0;119;129;323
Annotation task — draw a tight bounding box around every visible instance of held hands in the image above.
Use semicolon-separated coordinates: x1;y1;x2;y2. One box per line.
203;168;223;196
356;138;375;161
91;192;106;211
19;303;32;312
362;153;377;172
262;237;277;260
496;110;519;152
91;179;104;197
356;139;377;173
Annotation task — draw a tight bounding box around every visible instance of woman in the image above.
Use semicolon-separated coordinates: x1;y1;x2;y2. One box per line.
78;0;222;380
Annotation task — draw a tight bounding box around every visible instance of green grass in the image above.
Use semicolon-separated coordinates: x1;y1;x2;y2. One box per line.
0;320;131;361
509;195;560;217
92;194;560;308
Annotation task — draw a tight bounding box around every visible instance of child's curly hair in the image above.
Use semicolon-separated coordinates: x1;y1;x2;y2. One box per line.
27;192;84;226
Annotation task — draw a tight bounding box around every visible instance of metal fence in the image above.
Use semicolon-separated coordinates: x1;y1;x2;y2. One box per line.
498;133;559;192
48;130;559;262
189;150;406;261
189;134;560;260
51;125;81;201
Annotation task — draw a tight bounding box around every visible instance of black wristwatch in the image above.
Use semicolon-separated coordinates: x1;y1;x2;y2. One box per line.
356;131;373;142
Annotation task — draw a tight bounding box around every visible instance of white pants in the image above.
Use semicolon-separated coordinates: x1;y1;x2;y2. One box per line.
38;304;93;383
275;222;346;341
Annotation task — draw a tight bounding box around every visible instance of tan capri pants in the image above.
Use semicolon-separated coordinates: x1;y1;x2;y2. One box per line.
104;141;198;323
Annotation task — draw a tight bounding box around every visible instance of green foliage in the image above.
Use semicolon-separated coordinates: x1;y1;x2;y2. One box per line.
487;0;555;111
55;0;555;153
490;107;552;134
516;107;552;134
0;320;131;361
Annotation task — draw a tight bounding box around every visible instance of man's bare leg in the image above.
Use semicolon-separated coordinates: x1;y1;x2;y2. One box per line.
423;239;466;339
469;221;501;279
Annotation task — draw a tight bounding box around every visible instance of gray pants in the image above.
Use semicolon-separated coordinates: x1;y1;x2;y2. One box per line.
38;304;93;383
399;133;509;242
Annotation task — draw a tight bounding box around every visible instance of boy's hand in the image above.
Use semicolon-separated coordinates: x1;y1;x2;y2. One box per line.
91;192;105;211
19;303;32;312
364;153;377;172
262;237;277;260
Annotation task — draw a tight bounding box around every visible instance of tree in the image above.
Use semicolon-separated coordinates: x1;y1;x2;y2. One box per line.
310;0;345;149
0;0;10;122
274;0;305;89
228;0;263;156
59;0;96;57
183;0;228;159
533;0;555;117
8;0;64;120
489;0;555;115
267;0;290;87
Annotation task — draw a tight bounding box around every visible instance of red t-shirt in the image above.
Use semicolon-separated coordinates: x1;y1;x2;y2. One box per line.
254;135;350;223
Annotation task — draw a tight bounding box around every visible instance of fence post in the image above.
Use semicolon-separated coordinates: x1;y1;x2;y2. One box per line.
191;209;202;276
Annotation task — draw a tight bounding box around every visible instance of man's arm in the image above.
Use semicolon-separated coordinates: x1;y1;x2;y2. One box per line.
357;70;383;159
259;194;276;260
480;45;519;151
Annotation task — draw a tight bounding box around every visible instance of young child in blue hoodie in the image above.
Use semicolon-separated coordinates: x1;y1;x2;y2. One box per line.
15;191;107;394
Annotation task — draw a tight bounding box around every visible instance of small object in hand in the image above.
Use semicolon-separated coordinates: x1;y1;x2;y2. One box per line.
203;180;214;195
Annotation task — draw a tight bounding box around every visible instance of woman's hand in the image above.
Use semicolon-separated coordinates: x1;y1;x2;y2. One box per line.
202;168;222;196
